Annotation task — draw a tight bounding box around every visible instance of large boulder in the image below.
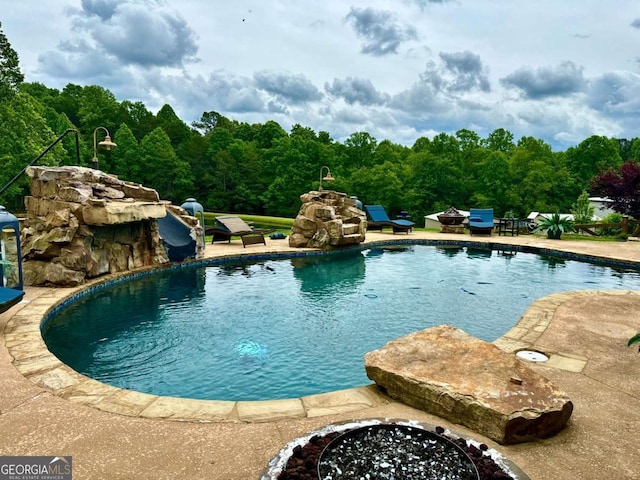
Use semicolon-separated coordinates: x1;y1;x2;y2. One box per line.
365;325;573;445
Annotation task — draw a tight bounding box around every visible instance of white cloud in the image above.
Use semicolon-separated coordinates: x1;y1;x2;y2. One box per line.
4;0;640;149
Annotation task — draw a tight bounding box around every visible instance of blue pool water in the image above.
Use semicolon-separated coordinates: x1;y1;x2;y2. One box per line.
42;244;640;401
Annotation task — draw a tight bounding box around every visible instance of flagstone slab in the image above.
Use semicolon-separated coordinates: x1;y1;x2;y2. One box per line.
365;324;573;445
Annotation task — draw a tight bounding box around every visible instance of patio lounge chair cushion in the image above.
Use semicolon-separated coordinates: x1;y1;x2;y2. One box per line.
468;208;494;235
364;205;414;234
0;286;24;313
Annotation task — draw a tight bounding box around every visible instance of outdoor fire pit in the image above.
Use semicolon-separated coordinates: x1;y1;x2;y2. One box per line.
437;206;465;226
317;424;479;480
262;419;528;480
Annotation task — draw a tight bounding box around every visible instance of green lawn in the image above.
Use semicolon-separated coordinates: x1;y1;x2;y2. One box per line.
202;213;628;243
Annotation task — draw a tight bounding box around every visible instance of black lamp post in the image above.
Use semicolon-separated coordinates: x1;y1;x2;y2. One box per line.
91;126;117;170
319;165;335;191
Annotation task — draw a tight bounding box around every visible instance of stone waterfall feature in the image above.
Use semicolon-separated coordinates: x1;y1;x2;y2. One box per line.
288;190;367;249
21;166;202;287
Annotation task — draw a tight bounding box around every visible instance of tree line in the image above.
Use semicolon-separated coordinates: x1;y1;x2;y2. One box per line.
2;23;639;221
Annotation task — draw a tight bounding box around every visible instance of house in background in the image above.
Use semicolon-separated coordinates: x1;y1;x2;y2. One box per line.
529;212;575;224
528;211;604;230
527;197;615;229
588;197;615;219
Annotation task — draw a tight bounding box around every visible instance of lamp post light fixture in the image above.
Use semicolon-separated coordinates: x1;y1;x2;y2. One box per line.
92;126;117;170
319;165;335;191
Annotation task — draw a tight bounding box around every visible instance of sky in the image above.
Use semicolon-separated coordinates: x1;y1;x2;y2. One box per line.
2;0;640;150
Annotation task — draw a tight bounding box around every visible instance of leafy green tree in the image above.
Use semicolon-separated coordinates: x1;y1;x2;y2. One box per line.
111;124;140;181
195;111;237;134
405;150;466;217
350;161;406;214
77;85;122;133
411;136;431;153
468;150;514;216
509;137;576;214
176;132;208;203
0;92;64;207
191;111;219;135
317;131;334;145
290;124;317;142
262;130;330;217
430;132;460;157
456;128;481;152
224;139;264;212
630;138;640;161
200;118;275;213
202;127;239;210
19;83;85;166
343;131;377;169
52;83;84;127
372;140;409;167
255;120;287;149
481;128;515;154
234;122;259;142
121;100;156;140
565;135;622;188
0;22;24;102
155;104;193;148
571;191;595;224
19;82;59;107
616;138;634;162
48;112;83;166
138;127;193;201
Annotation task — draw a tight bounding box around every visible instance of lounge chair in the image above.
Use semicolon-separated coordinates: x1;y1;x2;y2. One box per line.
0;286;24;314
364;205;414;234
468;208;494;235
206;216;274;247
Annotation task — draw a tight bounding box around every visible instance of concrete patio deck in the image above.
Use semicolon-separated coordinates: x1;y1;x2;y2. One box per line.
1;231;639;479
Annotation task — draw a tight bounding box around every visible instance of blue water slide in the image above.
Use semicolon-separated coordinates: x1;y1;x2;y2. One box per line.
157;211;196;262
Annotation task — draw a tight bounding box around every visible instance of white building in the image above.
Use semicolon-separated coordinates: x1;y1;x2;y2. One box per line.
588;197;615;219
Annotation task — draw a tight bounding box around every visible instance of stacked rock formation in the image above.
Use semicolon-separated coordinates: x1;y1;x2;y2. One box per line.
288;190;367;249
21;166;201;286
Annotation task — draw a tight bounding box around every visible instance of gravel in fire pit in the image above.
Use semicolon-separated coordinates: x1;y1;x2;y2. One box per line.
271;421;522;480
317;424;478;480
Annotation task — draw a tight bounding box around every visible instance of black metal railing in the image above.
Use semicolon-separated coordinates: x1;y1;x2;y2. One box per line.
0;128;80;197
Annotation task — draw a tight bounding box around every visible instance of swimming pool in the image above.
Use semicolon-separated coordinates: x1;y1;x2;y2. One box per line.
42;244;640;401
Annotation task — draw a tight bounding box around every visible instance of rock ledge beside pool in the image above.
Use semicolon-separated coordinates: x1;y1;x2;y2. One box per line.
364;325;573;445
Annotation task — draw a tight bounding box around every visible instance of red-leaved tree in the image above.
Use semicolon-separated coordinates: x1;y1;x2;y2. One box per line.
591;162;640;219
